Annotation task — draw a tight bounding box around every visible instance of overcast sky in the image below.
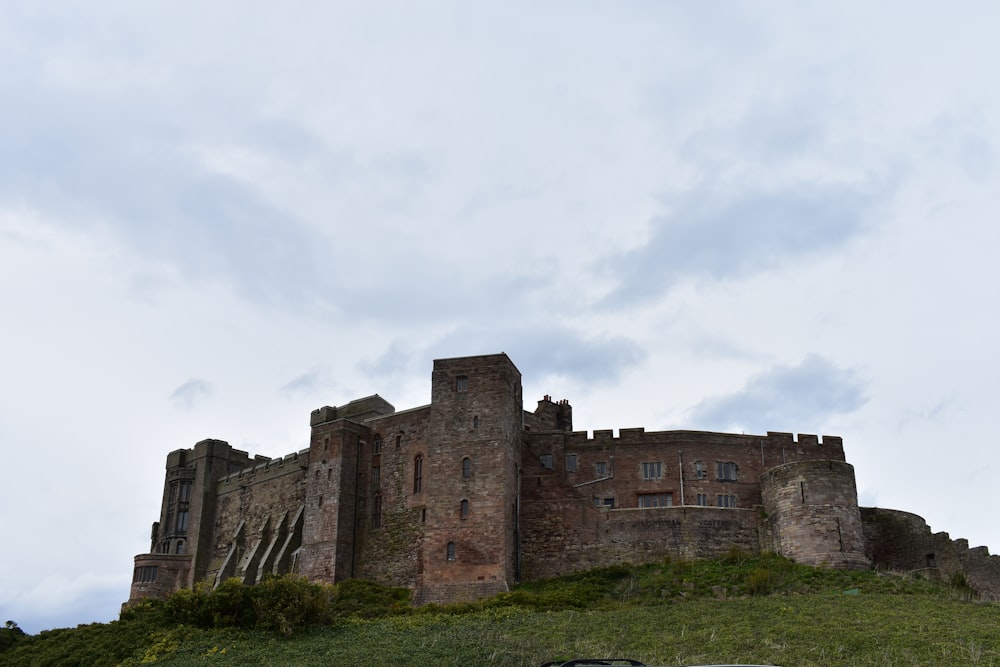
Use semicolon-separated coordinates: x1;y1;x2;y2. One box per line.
3;2;999;633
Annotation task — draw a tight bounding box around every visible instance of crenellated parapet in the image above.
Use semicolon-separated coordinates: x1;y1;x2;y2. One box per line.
219;448;310;487
861;507;1000;600
127;351;1000;613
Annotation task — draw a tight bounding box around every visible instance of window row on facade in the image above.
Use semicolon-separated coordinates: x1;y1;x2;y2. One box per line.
541;454;739;482
595;493;738;509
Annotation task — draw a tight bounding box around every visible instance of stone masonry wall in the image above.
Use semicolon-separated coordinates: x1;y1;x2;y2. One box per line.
760;460;868;569
206;451;308;585
132;353;1000;612
353;406;433;589
861;507;1000;600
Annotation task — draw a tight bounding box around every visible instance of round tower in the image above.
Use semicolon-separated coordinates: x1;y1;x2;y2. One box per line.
761;460;869;569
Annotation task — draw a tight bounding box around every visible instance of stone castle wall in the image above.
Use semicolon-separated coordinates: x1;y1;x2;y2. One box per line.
127;352;998;608
861;507;1000;600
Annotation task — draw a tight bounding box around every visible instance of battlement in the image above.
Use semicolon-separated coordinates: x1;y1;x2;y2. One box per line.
553;428;842;449
220;448;310;486
310;395;395;426
765;431;843;447
134;351;996;611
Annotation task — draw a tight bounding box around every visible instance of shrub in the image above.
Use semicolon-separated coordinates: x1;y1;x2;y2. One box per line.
0;621;25;653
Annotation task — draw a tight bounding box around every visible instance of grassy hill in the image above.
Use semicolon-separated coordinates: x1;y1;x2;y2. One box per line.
3;553;998;666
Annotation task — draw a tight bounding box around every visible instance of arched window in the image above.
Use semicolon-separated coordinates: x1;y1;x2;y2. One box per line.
462;457;471;478
446;542;456;561
460;499;469;520
413;454;424;494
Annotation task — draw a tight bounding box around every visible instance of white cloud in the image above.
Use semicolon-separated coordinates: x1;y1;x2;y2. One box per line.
687;355;868;435
3;1;1000;633
169;378;213;410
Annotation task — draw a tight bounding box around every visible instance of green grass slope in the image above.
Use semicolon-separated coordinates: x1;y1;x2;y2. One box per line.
3;554;998;667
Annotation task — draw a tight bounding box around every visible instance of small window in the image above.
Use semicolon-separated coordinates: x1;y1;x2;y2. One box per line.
473;415;479;429
717;494;737;508
175;540;185;554
462;457;471;478
324;436;330;451
565;454;578;473
456;375;469;392
539;454;554;470
395;434;402;448
602;497;615;508
446;542;456;561
595;461;607;476
460;499;469;519
374;435;382;454
694;460;705;479
179;481;192;502
372;464;381;487
641;462;662;480
175;509;189;533
413;455;424;494
696;493;708;506
717;461;738;481
638;493;673;508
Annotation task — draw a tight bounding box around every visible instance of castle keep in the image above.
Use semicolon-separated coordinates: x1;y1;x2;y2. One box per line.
127;353;1000;606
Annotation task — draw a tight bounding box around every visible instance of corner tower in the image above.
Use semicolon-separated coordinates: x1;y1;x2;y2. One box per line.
761;459;869;569
415;353;523;603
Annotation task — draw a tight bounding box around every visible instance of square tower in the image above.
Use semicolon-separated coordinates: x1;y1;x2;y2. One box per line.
415;353;523;603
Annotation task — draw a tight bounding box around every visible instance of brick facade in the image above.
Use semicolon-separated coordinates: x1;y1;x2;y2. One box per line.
126;352;999;606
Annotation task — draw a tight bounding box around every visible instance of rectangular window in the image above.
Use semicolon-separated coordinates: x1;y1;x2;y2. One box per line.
696;493;708;506
694;460;706;479
178;481;191;501
638;493;673;508
456;375;469;392
413;455;423;494
539;454;554;470
602;497;615;508
175;509;189;533
717;461;738;481
594;461;607;476
372;493;382;529
565;454;577;472
133;566;158;584
372;464;380;487
641;462;662;480
717;494;737;508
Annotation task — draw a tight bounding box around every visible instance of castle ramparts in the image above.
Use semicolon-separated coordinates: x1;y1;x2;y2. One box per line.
126;352;998;606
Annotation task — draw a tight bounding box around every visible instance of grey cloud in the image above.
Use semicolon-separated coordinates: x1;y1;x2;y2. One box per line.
279;371;322;398
687;354;867;434
169;378;212;410
0;80;339;309
358;340;423;378
425;325;645;385
603;184;876;305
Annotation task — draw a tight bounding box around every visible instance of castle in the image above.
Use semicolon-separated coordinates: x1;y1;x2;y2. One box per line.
127;353;1000;606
